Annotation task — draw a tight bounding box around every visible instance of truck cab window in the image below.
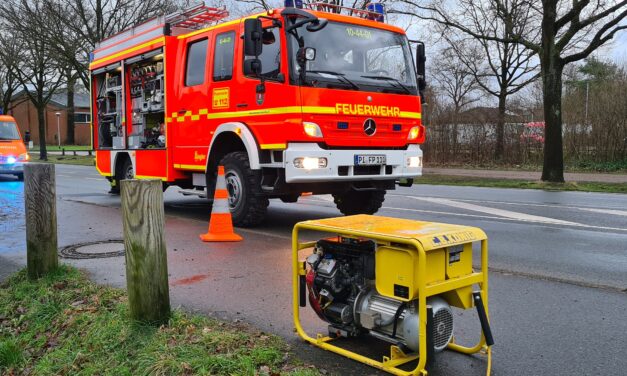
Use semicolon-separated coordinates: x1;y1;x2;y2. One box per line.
185;38;208;86
213;31;235;81
245;28;281;80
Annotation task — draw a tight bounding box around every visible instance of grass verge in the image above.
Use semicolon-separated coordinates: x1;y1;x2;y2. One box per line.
28;154;95;166
30;145;91;152
0;266;320;376
417;174;627;194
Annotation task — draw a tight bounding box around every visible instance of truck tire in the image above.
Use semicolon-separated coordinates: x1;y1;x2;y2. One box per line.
111;158;133;194
121;159;134;181
333;190;386;216
219;151;268;227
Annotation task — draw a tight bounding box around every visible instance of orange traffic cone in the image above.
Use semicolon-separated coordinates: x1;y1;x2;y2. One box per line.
200;166;243;242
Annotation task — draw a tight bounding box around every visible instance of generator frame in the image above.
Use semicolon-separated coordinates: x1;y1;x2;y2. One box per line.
292;215;493;376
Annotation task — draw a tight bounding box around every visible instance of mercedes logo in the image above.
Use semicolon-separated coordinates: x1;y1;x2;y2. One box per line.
363;118;377;136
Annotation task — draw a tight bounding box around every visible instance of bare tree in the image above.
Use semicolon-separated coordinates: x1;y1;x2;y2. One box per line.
33;0;180;145
431;47;483;156
40;0;178;91
237;0;272;11
394;0;627;182
440;10;539;160
0;0;65;160
0;34;21;115
433;47;482;115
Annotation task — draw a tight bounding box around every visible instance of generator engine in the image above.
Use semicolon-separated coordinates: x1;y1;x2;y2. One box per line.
305;238;454;352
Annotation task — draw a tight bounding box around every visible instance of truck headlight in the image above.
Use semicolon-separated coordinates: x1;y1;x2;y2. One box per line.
407;156;422;168
408;126;422;140
294;157;327;169
6;156;17;164
303;122;323;138
18;153;30;162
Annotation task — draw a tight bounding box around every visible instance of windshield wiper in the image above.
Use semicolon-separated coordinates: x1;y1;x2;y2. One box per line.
306;70;360;91
360;75;412;94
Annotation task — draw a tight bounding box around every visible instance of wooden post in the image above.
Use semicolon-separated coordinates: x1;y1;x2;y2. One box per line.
121;179;170;324
24;163;58;279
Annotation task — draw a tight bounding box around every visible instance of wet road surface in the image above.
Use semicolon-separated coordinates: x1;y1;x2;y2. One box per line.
1;165;626;375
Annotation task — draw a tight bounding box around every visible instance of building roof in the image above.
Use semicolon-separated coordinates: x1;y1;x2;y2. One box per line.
11;89;90;109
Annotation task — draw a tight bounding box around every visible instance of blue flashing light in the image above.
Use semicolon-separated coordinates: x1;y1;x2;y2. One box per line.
284;0;303;8
367;3;385;22
6;156;17;164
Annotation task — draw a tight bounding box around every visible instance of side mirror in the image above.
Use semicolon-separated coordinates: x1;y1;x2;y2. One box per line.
244;58;263;77
244;18;263;56
306;18;328;32
416;42;426;91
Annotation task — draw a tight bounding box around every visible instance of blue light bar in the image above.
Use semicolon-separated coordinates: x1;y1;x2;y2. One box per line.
285;0;303;8
366;3;385;22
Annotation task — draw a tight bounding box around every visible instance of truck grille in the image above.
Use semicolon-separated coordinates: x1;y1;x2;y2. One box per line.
338;165;394;176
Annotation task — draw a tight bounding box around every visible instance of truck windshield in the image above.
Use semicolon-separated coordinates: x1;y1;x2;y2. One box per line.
289;22;417;95
0;122;20;140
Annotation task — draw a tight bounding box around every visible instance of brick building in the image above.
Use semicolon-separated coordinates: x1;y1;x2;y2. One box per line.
7;89;91;146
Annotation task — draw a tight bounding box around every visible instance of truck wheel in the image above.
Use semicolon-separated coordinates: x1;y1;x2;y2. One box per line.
121;159;134;180
219;151;268;227
111;159;133;194
333;190;386;216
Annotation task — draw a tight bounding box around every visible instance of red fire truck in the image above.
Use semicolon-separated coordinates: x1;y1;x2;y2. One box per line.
90;2;426;226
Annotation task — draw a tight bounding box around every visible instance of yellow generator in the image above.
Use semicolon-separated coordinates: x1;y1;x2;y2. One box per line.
292;215;494;375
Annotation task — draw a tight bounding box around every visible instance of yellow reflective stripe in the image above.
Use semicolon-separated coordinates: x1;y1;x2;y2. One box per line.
94;162;112;177
302;106;337;114
167;106;421;123
174;164;205;171
400;111;422;119
260;143;287;150
90;37;165;67
135;175;167;181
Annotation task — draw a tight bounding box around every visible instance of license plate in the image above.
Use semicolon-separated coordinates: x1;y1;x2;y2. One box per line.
354;155;386;165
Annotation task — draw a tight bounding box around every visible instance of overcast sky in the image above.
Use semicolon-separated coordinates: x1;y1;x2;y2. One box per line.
609;32;627;63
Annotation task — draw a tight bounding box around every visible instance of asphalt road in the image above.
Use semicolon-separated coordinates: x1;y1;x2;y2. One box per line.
1;164;626;375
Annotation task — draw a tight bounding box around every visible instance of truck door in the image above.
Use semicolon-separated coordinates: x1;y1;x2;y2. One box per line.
234;19;301;148
172;33;212;168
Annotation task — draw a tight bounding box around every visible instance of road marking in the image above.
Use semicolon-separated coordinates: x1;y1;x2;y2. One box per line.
407;196;579;225
302;194;627;232
390;193;627;213
381;205;627;232
579;208;627;217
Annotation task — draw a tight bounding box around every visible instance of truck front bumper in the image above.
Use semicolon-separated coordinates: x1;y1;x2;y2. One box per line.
0;162;24;175
284;143;422;183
